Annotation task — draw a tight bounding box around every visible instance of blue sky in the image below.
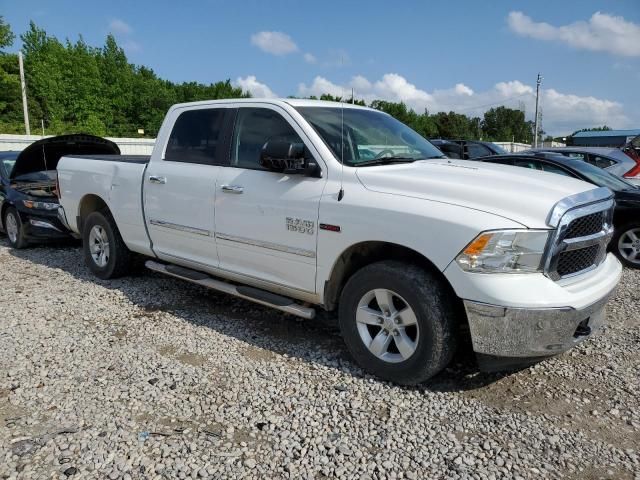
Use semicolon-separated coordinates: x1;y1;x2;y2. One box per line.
2;0;639;135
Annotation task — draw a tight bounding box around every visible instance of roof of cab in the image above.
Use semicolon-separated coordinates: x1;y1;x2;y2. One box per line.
169;98;375;111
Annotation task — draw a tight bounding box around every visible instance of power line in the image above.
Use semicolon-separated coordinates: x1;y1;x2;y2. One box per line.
454;91;533;113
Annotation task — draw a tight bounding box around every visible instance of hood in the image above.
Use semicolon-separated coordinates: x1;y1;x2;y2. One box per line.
356;159;599;229
10;134;120;180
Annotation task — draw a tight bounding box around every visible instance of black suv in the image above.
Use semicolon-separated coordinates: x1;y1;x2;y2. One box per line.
0;134;120;248
429;139;507;159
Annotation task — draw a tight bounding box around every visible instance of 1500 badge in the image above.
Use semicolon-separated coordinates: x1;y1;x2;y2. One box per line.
286;217;314;235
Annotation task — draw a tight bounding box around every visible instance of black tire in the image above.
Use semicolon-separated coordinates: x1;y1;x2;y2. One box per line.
82;210;131;279
338;261;457;385
611;222;640;269
3;207;29;249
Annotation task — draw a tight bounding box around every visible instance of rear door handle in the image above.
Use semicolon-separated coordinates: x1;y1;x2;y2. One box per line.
149;175;167;185
221;185;244;194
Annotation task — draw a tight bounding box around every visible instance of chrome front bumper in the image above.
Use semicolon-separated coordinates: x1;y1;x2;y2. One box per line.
464;293;611;358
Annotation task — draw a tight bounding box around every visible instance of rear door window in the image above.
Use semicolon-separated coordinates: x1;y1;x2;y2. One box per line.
165;108;232;165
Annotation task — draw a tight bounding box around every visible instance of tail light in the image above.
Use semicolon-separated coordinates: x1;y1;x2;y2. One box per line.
623;163;640;180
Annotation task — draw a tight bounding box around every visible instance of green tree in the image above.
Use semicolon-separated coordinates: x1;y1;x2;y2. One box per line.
570;125;611;136
5;22;252;136
433;111;479;139
0;17;23;133
481;106;532;143
0;16;14;51
370;100;438;138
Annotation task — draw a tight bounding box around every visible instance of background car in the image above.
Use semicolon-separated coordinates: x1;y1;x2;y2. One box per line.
524;147;640;186
476;153;640;268
429;139;507;159
0;134;120;249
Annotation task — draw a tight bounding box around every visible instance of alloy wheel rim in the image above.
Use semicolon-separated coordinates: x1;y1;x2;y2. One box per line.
6;213;18;244
618;228;640;265
356;289;420;363
89;225;110;267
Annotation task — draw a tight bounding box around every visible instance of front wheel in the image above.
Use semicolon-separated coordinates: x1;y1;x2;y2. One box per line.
82;210;131;279
338;261;457;385
613;222;640;269
4;207;28;249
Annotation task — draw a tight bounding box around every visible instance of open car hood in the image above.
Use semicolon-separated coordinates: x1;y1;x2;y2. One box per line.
10;134;120;180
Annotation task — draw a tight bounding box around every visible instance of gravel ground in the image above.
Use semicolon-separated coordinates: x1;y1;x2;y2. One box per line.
0;239;638;480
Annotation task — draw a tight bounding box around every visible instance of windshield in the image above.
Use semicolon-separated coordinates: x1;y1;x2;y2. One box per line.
571;160;637;192
13;170;57;183
295;107;445;166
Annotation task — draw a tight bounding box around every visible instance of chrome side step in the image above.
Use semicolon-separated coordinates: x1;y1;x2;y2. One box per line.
145;260;316;320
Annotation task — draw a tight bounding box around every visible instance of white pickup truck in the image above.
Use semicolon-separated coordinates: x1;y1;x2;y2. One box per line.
57;99;622;384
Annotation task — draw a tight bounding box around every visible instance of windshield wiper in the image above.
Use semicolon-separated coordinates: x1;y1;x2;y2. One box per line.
355;157;419;167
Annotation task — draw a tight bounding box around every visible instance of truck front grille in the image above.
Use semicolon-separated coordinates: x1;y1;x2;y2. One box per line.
545;200;614;281
564;212;605;239
556;245;601;277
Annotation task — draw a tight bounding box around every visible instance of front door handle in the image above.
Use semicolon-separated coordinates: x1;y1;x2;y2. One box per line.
221;185;244;194
149;175;167;185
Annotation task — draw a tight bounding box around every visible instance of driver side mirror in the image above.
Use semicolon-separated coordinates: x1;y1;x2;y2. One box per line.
260;141;321;178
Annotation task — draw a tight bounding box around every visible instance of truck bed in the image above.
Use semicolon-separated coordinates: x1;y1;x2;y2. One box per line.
57;153;153;256
64;154;151;164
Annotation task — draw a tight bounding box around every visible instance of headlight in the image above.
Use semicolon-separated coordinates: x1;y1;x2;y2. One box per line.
22;200;59;211
456;230;550;273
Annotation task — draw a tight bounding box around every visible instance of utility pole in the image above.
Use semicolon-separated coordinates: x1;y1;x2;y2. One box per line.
533;73;542;148
18;51;31;136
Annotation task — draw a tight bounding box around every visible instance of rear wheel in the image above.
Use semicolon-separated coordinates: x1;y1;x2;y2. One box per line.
82;210;131;279
613;222;640;269
338;261;457;385
4;207;28;249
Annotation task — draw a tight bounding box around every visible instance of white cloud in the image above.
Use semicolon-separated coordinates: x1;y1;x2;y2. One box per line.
235;75;278;98
454;83;474;96
351;75;372;92
250;31;298;56
303;53;317;64
297;73;629;134
508;11;640;57
494;80;533;97
298;76;344;98
121;40;142;54
109;18;132;35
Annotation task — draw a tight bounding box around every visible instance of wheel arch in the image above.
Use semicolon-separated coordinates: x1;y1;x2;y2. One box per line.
323;241;460;312
77;194;109;232
0;201;13;230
